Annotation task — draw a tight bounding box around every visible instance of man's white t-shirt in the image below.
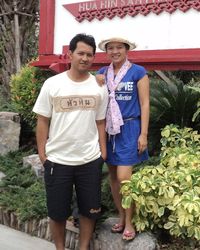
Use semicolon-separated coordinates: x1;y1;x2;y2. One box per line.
33;72;108;165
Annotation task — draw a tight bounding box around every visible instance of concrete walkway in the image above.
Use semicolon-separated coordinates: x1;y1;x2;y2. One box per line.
0;224;62;250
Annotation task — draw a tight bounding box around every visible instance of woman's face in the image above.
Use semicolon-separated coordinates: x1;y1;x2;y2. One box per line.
106;42;128;65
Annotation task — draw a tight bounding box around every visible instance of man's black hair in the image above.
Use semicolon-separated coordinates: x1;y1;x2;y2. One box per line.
69;33;96;54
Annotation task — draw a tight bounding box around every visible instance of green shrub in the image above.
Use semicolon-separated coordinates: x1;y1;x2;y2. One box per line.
0;85;15;112
10;63;54;129
101;175;116;217
0;150;47;221
149;79;200;155
188;86;200;123
121;124;200;240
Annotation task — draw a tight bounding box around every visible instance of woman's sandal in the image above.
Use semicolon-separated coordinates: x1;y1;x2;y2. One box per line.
122;230;136;241
111;223;125;233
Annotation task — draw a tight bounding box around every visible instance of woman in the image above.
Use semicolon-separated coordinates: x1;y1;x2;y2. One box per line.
97;37;150;241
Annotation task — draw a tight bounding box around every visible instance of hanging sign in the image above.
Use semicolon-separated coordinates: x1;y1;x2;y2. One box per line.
33;0;200;71
63;0;200;22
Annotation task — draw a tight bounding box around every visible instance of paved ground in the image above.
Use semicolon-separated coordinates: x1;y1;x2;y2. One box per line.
0;224;60;250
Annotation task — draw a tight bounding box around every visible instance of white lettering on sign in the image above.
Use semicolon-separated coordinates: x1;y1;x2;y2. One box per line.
77;0;167;11
100;0;118;9
79;2;98;12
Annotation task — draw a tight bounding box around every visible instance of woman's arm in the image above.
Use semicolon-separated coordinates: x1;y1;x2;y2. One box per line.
137;75;150;154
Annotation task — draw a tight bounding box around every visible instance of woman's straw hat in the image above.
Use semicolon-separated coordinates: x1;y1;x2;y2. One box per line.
98;37;136;51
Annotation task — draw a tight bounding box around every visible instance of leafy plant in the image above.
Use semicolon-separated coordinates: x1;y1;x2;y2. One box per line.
167;70;200;85
0;150;47;221
188;86;200;123
149;78;200;155
101;175;116;217
100;157;160;221
121;124;200;240
0;85;16;112
10;63;54;129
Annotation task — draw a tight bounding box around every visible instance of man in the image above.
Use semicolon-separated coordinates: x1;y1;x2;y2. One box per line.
33;33;108;250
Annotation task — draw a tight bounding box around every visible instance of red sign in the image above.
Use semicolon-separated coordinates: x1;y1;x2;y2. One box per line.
63;0;200;22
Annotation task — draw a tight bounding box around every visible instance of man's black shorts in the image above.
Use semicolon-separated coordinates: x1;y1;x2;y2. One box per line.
43;156;104;221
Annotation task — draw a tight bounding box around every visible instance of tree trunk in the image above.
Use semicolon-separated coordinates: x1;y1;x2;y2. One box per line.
0;0;39;98
13;0;21;72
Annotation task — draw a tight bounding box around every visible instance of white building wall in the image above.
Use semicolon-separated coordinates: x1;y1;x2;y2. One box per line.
54;0;200;54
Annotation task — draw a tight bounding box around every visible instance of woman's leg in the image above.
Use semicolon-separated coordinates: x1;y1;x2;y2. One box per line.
117;166;135;236
108;165;125;226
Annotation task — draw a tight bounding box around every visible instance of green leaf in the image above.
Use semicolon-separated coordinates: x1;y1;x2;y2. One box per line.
194;227;200;240
164;222;174;229
158;207;165;217
161;129;170;138
168;187;175;199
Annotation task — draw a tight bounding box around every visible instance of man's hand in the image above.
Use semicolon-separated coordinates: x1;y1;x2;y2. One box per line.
96;119;107;161
40;156;47;165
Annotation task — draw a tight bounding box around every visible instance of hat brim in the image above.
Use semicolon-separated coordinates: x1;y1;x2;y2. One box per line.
98;38;136;51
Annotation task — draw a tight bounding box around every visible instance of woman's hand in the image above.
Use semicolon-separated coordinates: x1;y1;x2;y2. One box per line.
95;74;105;86
137;134;148;154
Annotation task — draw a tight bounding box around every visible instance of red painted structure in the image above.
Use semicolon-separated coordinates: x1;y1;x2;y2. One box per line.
33;0;200;72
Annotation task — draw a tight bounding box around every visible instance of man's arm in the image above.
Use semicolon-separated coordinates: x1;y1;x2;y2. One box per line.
36;114;50;164
96;119;107;160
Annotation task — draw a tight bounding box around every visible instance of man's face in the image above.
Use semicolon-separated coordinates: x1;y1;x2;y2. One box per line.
68;41;95;73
